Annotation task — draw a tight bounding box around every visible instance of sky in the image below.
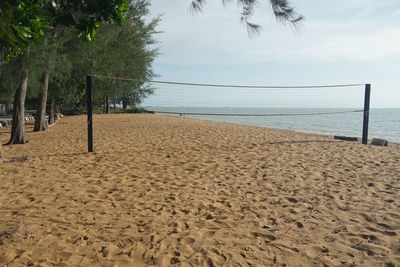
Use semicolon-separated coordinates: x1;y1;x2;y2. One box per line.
145;0;400;108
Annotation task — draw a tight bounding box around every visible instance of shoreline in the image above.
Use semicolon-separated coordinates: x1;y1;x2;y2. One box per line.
155;112;399;145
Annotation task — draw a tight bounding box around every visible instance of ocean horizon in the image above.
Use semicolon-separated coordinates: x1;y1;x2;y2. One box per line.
146;107;400;143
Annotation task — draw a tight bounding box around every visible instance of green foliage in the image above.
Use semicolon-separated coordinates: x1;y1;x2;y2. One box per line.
0;57;22;103
61;0;160;109
47;0;129;41
27;32;73;102
1;0;158;112
0;0;48;60
0;0;130;61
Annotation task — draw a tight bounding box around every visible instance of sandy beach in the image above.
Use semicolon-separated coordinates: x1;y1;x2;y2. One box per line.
0;114;399;266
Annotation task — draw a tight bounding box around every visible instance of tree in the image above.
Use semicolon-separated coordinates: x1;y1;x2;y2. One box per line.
59;0;159;113
1;0;129;145
33;30;65;131
34;0;131;131
29;33;72;129
0;1;47;60
1;0;129;60
89;0;159;111
0;1;47;145
190;0;303;34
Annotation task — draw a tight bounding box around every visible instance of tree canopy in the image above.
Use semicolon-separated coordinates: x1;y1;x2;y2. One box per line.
0;0;129;60
1;0;159;113
0;1;47;60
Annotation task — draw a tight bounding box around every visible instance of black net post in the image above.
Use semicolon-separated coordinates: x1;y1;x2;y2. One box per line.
362;84;371;145
86;75;94;152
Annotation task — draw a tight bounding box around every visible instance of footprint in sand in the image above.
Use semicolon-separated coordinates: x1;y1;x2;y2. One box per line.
286;197;298;203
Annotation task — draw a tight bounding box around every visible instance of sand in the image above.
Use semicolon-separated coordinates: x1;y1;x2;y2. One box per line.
0;114;399;267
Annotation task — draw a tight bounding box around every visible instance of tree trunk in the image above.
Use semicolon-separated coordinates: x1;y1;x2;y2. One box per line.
7;49;29;145
6;103;12;115
113;100;117;110
34;70;49;131
102;95;106;113
122;98;128;110
48;98;55;125
55;103;60;121
105;95;110;114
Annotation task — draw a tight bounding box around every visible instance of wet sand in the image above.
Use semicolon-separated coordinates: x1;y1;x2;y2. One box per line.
0;114;399;266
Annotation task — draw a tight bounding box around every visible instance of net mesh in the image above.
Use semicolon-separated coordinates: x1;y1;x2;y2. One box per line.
140;80;365;114
91;75;367;138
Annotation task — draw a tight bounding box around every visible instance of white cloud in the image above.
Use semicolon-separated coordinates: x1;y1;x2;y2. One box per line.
242;26;400;63
153;6;400;65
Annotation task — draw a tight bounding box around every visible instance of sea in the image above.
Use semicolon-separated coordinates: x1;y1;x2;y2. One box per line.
147;107;400;143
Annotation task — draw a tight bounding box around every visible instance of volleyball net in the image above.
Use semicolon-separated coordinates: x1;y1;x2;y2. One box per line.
85;75;371;152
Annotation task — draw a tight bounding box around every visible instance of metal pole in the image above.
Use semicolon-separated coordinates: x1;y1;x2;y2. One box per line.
362;84;371;145
86;75;94;152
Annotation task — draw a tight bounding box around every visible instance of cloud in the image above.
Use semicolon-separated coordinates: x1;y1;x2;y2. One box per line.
240;25;400;63
153;4;400;65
